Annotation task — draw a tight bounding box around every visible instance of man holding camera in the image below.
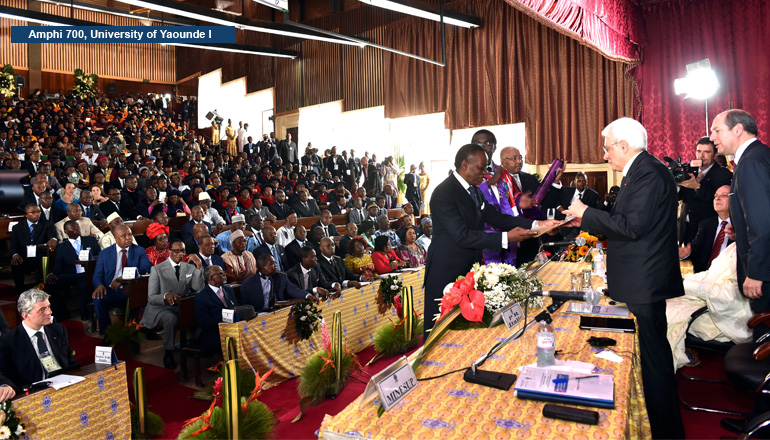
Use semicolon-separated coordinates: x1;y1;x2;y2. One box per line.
677;137;732;245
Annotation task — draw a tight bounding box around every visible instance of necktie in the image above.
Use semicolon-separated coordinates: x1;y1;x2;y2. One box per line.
84;206;89;217
468;187;480;209
303;202;308;211
29;222;36;239
709;221;728;266
578;192;583;201
272;245;282;270
207;257;212;267
120;249;128;270
303;270;310;290
35;331;48;357
216;288;227;307
73;239;81;254
175;264;180;280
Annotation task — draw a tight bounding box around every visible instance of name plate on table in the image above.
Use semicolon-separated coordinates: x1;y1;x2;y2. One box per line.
78;249;91;261
95;346;118;365
359;356;418;412
489;300;524;329
122;267;137;280
27;245;37;258
222;309;235;323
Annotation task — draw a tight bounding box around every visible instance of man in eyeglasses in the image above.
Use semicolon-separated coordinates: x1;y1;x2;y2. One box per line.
140;240;203;369
10;204;58;294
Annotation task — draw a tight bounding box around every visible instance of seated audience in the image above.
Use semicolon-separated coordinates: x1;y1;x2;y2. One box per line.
216;214;258;253
372;235;407;274
46;220;99;320
395;214;420;244
269;189;293;220
240;255;316;313
254;226;289;272
337;223;357;258
276;212;297;247
285;225;309;268
375;215;400;247
145;222;171;265
78;189;107;228
221;230;257;283
181;205;213;241
55;203;104;241
194;236;226;271
344;237;376;279
416;217;433;251
99;212;137;250
311;210;341;238
11;204;59;294
195;265;241;354
0;289;78;402
286;246;340;296
317;237;370;288
396;227;427;268
184;223;210;255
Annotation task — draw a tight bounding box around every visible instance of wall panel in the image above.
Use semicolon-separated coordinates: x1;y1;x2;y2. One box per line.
0;0;28;68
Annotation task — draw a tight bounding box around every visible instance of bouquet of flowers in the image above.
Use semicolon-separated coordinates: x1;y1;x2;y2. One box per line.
378;275;403;307
291;300;322;340
0;401;26;440
73;68;98;98
565;232;604;262
0;65;15;98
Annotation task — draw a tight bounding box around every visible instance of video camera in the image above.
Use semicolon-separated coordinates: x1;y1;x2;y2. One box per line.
663;156;700;183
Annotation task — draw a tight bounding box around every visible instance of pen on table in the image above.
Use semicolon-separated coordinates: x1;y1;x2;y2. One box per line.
552;375;598;383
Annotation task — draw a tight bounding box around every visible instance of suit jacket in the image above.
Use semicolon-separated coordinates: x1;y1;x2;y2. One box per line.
254;243;289;271
80;203;106;222
279;140;298;164
52;236;99;277
291;199;321;218
378;192;398;209
194;284;239;352
679;164;733;242
269;202;293;220
184;236;200;255
558;186;599;210
54;217;103;241
285;240;306;269
404;172;421;204
424;173;533;329
730;140;770;305
197;252;225;271
40;205;66;224
10;219;58;258
310;221;341;237
348;208;366;225
180;219;213;241
240;272;308;312
93;244;152;292
141;259;205;328
0;323;78;390
318;253;360;284
689;216;733;273
0;313;8;336
99;199;138;221
329;203;348;216
582;151;684;304
286;263;335;293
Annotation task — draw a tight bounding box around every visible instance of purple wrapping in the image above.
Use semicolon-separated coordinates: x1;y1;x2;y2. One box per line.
532;159;564;206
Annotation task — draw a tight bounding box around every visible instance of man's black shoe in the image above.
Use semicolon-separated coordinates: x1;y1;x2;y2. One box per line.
720;417;746;434
163;350;176;370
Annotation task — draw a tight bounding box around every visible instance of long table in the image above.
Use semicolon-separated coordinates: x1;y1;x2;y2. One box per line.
12;362;131;440
219;268;426;387
319;262;652;440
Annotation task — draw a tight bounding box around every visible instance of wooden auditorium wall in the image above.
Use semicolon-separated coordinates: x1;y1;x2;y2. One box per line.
0;0;28;69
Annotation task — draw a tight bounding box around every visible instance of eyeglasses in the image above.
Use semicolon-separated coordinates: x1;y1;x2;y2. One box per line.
170;248;185;253
501;155;522;162
476;141;496;148
602;141;622;154
714;194;730;200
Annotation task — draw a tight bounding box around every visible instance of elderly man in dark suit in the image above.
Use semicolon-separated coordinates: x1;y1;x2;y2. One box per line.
317;237;369;287
710;109;770;434
286;246;340;296
254;226;289;272
424;144;551;333
678;185;732;273
0;289;78;402
195;265;240;354
677;137;733;245
310;210;341;239
291;189;321;218
141;240;204;369
92;225;152;334
240;255;317;313
11;204;59;295
196;235;226;271
564;117;685;439
181;205;213;241
46;220;99;320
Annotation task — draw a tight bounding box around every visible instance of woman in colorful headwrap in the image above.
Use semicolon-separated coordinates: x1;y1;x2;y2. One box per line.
222;230;257;283
146;222;170;265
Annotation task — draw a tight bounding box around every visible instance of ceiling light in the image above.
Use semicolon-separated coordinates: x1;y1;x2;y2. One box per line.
113;0;365;46
35;0;195;26
0;6;72;26
170;42;297;58
358;0;480;28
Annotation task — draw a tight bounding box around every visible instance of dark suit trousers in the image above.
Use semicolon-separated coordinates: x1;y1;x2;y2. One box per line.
626;301;684;439
94;288;127;334
47;273;87;319
12;257;42;295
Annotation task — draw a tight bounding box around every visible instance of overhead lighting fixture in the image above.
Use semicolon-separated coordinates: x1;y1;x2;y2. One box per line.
358;0;480;28
35;0;196;26
0;5;298;59
252;0;288;13
113;0;365;46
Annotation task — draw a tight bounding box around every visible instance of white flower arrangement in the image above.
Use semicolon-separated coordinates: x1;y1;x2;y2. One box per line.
470;262;544;314
0;65;16;98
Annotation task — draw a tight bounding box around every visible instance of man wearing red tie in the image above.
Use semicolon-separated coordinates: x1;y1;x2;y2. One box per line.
678;185;732;273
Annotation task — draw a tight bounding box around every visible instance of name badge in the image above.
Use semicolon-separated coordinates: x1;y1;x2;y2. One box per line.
222;309;235;323
40;354;62;373
122;267;137;280
78;249;90;261
75;264;85;274
27;245;37;258
94;346;117;365
158;191;167;203
359;356;418;412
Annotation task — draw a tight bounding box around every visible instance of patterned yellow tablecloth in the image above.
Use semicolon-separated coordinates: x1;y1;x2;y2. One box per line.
319;262;652;440
220;269;426;387
13;362;131;440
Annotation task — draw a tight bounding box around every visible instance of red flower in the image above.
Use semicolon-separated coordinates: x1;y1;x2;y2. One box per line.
460;288;485;322
394;295;403;318
212;377;223;407
438;272;485;322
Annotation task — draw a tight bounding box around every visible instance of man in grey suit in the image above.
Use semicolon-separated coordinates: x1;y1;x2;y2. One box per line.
140;240;204;369
279;132;299;166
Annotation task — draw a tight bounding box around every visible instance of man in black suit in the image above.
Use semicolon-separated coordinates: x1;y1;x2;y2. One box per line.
181;205;213;241
677;137;733;245
195;265;240;354
269;189;293;220
317;237;369;287
404;164;422;215
240;255;317;313
184;223;209;256
424;144;547;333
243;136;257;158
11;204;59;295
285;226;308;269
196;236;226;271
310;210;341;239
46;221;99;320
678;185;732;273
378;185;398;210
564;117;685;439
39;192;65;224
286;247;340;296
100;187;139;221
556;172;599;241
79;189;107;229
291;189;321;218
0;289;78;400
360;156;382;196
253;226;289;272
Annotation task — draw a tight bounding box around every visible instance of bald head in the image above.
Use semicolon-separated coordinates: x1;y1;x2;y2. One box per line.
499;146;523;174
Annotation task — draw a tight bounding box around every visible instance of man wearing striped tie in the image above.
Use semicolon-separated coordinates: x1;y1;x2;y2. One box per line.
678;185;732;273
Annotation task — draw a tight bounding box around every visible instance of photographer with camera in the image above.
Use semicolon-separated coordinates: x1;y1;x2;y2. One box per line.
676;137;732;245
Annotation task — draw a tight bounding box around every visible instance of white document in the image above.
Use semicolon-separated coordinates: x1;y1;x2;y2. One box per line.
158;191;166;203
35;374;86;390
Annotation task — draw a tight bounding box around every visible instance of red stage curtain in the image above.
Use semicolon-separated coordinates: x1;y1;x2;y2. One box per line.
638;0;770;160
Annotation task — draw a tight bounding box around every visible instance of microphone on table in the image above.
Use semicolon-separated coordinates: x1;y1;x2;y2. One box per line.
529;289;602;306
541;236;587;248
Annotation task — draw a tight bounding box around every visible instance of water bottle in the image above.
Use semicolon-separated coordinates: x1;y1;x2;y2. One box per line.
592;244;605;278
536;320;556;367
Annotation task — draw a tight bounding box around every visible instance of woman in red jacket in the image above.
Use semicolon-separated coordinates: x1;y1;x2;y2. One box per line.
372;235;407;275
